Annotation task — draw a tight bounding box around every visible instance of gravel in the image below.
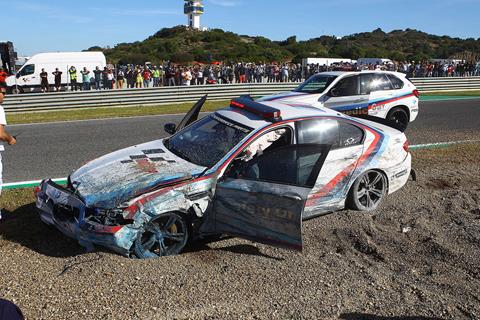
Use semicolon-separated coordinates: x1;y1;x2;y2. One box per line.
1;144;480;320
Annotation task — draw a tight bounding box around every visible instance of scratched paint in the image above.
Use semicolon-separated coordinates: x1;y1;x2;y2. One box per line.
35;106;411;257
70;140;206;209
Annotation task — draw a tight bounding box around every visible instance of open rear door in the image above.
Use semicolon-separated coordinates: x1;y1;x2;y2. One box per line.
211;144;330;251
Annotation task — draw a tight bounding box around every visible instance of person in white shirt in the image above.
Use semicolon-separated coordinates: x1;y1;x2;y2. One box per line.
181;68;192;86
0;86;17;219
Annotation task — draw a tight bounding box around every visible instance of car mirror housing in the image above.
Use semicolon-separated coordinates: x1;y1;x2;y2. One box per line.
329;88;339;97
164;123;177;135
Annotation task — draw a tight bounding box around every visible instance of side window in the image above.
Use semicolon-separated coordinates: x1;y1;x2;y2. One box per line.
296;119;339;149
240;145;328;188
339;122;364;147
19;64;35;76
387;74;404;90
360;73;393;94
240;127;292;161
331;76;359;96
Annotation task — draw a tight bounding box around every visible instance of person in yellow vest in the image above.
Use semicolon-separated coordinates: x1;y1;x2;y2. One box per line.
69;66;78;91
135;68;143;88
152;66;160;87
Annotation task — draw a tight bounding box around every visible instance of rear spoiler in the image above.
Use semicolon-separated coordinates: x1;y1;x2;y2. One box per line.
352;114;406;132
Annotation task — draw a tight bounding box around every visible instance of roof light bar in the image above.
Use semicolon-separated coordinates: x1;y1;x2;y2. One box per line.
230;98;282;122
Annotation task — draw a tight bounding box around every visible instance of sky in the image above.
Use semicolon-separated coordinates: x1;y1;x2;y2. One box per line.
2;0;480;56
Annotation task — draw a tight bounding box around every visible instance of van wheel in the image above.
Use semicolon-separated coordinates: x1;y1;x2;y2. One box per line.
11;87;22;95
387;107;409;132
347;170;387;211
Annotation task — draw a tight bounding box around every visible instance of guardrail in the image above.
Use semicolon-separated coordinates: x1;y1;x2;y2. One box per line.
3;77;480;113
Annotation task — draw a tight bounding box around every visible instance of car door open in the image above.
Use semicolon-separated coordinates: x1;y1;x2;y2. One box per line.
164;94;207;134
211;144;330;251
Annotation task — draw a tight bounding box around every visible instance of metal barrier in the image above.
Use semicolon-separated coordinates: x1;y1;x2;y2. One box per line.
3;77;480;113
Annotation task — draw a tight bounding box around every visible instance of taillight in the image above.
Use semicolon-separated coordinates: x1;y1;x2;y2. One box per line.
413;89;420;98
34;186;41;195
403;140;410;153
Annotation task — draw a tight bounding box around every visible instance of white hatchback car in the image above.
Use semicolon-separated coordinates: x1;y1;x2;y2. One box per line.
259;71;420;131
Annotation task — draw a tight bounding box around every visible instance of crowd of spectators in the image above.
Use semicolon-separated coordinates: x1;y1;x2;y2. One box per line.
35;59;480;92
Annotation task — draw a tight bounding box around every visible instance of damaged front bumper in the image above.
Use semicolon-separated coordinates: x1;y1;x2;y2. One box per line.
35;179;139;256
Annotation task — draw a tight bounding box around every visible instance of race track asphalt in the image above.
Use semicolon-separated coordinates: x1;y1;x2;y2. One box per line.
3;98;480;182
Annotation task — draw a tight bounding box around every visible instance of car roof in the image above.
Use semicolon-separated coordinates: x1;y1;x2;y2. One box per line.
216;100;347;130
318;70;406;77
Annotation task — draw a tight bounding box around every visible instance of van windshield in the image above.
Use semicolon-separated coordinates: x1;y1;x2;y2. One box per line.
294;74;337;94
18;64;35;77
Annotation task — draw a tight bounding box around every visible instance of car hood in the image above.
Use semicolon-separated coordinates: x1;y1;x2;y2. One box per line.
257;91;309;102
70;139;206;209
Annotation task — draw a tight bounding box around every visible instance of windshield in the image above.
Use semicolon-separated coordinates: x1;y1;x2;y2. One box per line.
165;114;252;168
294;74;337;94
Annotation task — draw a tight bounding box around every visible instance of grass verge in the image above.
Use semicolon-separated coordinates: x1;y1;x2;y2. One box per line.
421;90;480;96
6;100;230;125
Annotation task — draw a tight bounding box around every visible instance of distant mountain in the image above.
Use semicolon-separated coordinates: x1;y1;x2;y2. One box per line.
86;26;480;64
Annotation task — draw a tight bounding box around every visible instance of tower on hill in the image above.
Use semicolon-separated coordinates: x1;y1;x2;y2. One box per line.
184;0;204;30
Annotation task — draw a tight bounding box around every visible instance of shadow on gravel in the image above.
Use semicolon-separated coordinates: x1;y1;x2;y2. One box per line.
215;244;284;261
0;202;85;258
340;313;446;320
187;239;284;261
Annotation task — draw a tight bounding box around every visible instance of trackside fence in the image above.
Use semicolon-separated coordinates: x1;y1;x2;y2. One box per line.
3;77;480;113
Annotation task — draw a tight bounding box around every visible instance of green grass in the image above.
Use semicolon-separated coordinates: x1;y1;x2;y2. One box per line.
6;100;230;125
421;90;480;96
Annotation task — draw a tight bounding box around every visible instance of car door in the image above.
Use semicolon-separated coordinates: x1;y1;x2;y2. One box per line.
360;73;395;117
165;94;207;134
322;75;369;115
209;144;330;251
295;118;365;216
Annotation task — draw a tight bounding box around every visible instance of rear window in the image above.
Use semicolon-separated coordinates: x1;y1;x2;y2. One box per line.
387;74;404;89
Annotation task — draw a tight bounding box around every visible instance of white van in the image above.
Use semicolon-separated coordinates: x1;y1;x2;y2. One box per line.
6;52;106;93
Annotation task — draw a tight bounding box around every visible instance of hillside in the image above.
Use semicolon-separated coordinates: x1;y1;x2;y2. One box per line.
86;26;480;64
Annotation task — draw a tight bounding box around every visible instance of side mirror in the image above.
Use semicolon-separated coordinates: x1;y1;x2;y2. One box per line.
16;73;21;79
164;123;177;135
329;87;339;97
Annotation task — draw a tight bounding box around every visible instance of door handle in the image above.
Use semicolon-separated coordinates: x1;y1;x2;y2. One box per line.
282;193;302;201
353;98;367;103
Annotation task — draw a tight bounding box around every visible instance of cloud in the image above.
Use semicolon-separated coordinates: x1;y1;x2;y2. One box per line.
208;0;243;7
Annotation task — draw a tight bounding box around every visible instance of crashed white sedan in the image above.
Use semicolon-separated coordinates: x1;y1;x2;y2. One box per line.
35;96;412;258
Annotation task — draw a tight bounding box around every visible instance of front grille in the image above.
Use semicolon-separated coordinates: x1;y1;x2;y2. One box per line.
53;203;80;223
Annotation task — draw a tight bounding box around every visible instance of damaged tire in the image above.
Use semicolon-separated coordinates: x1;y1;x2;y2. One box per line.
347;170;386;211
133;212;188;259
